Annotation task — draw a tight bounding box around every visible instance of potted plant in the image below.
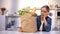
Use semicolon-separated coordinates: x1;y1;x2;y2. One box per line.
1;8;6;15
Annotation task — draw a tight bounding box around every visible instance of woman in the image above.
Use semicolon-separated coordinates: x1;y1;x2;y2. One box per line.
18;5;52;32
37;5;52;32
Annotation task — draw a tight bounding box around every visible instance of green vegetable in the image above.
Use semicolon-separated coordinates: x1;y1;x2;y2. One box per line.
18;9;30;16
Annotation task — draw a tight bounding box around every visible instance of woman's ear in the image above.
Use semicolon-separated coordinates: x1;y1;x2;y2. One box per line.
45;12;49;17
47;12;49;15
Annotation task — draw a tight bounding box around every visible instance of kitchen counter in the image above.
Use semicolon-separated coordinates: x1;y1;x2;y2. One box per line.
0;31;60;34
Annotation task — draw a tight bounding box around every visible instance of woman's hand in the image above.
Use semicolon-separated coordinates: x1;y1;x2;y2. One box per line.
43;16;47;26
41;15;47;26
17;27;23;32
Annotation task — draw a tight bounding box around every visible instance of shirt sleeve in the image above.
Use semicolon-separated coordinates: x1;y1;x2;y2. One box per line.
37;16;41;31
44;18;52;32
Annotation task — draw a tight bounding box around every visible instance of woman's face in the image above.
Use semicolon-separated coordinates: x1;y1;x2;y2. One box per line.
41;7;49;17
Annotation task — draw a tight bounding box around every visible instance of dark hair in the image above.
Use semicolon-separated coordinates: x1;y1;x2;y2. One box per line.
41;5;50;12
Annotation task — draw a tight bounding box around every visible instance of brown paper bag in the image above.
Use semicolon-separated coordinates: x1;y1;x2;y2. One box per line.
21;13;37;32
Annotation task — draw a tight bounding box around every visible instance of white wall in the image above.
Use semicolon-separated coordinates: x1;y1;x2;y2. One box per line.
17;0;49;10
0;0;18;13
0;0;12;12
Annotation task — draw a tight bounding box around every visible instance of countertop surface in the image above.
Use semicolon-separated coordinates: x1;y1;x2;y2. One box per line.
0;31;60;34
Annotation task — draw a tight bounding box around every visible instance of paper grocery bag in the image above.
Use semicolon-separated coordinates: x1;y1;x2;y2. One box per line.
20;13;37;32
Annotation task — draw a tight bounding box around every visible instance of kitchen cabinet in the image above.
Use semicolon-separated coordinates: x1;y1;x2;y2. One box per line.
5;15;21;31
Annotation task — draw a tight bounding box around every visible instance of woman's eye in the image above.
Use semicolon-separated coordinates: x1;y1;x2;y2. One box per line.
44;11;47;13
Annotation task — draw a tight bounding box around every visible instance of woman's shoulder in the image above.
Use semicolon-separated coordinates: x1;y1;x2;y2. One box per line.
37;15;40;17
37;16;40;19
46;16;52;21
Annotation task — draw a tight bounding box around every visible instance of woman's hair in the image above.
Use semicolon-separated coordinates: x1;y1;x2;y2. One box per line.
41;5;50;12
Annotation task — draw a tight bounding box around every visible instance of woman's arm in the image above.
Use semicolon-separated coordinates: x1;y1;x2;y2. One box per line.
44;17;52;32
37;16;41;31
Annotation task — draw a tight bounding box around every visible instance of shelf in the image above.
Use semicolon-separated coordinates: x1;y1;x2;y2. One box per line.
5;15;20;18
25;8;60;10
